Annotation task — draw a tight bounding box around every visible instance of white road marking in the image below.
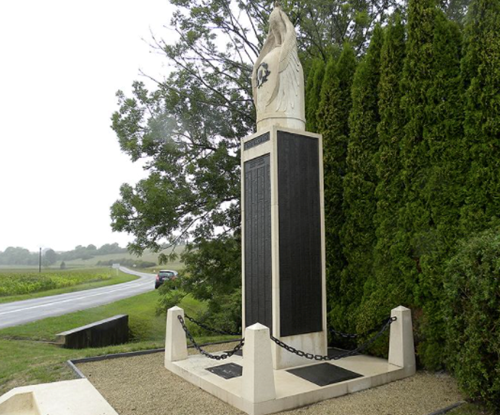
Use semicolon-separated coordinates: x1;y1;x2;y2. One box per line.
0;269;155;317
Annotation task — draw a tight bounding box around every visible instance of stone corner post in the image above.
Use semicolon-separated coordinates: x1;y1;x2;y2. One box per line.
388;306;416;376
242;323;276;404
165;306;188;365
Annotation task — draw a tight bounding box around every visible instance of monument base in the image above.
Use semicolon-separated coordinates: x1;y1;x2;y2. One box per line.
165;306;416;415
165;352;411;415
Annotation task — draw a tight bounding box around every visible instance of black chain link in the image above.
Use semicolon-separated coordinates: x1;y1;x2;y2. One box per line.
271;316;397;361
178;315;244;360
330;328;361;339
329;317;396;339
184;313;241;336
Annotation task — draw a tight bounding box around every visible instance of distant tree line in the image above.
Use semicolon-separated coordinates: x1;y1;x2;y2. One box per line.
0;247;41;266
0;243;128;266
96;258;156;268
58;243;128;261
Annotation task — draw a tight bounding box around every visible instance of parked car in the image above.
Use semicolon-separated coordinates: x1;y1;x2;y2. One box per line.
155;270;178;289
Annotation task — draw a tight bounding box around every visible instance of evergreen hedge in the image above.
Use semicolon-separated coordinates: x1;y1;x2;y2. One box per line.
416;11;464;369
444;228;500;411
299;0;500;404
316;46;357;335
305;59;326;133
356;13;408;352
459;0;500;235
340;25;384;335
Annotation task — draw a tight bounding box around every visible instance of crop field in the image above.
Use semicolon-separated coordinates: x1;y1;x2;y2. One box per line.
0;268;122;298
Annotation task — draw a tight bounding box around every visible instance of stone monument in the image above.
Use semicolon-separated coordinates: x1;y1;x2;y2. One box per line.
164;8;416;415
242;4;326;369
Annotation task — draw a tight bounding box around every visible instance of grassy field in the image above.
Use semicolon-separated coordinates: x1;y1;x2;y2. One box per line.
61;246;185;270
0;290;237;395
0;269;138;304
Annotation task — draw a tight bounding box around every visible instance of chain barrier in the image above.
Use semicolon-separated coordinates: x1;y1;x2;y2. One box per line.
177;315;244;360
329;316;396;339
330;328;360;339
271;316;397;361
184;313;241;336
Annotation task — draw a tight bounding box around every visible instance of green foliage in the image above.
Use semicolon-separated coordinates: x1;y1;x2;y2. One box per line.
43;249;57;267
448;403;496;415
339;25;383;335
444;228;500;412
459;0;500;235
439;0;471;24
385;0;466;369
316;45;357;333
277;0;400;58
356;13;407;349
156;279;188;316
416;11;464;368
399;0;437;287
395;0;440;367
305;58;326;132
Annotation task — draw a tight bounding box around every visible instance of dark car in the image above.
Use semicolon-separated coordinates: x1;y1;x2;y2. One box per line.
155;270;178;289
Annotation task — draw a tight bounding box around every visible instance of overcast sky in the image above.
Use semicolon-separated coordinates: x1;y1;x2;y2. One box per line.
0;0;175;253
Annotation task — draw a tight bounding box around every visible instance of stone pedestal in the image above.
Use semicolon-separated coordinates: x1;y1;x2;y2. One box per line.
241;125;327;369
388;306;416;377
165;306;188;365
242;323;276;404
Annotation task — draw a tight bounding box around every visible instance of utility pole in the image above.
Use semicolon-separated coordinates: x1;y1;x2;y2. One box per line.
39;247;41;273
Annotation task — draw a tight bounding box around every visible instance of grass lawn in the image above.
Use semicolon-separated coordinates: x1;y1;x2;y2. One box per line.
0;290;239;395
0;269;138;304
449;404;495;415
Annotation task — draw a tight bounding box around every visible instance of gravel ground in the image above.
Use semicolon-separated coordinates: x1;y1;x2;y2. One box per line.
78;344;463;415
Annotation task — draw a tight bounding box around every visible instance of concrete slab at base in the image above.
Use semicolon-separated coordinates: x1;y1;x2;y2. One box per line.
165;352;411;415
0;379;118;415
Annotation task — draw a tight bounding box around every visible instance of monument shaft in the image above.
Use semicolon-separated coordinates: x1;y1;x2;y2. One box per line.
241;126;327;369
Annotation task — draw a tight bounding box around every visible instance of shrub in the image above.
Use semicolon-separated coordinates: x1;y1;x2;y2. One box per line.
444;227;500;411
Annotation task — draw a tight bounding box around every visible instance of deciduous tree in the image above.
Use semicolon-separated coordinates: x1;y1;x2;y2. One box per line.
110;0;395;317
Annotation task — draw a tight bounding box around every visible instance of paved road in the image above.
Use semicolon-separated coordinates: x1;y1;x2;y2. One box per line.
0;267;156;330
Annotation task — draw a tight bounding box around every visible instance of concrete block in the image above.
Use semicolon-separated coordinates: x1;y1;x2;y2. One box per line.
165;306;188;364
55;315;128;349
0;379;118;415
242;323;276;404
0;392;39;415
388;306;416;376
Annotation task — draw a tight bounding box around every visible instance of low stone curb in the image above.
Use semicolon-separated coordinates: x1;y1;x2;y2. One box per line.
67;339;240;379
427;401;466;415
